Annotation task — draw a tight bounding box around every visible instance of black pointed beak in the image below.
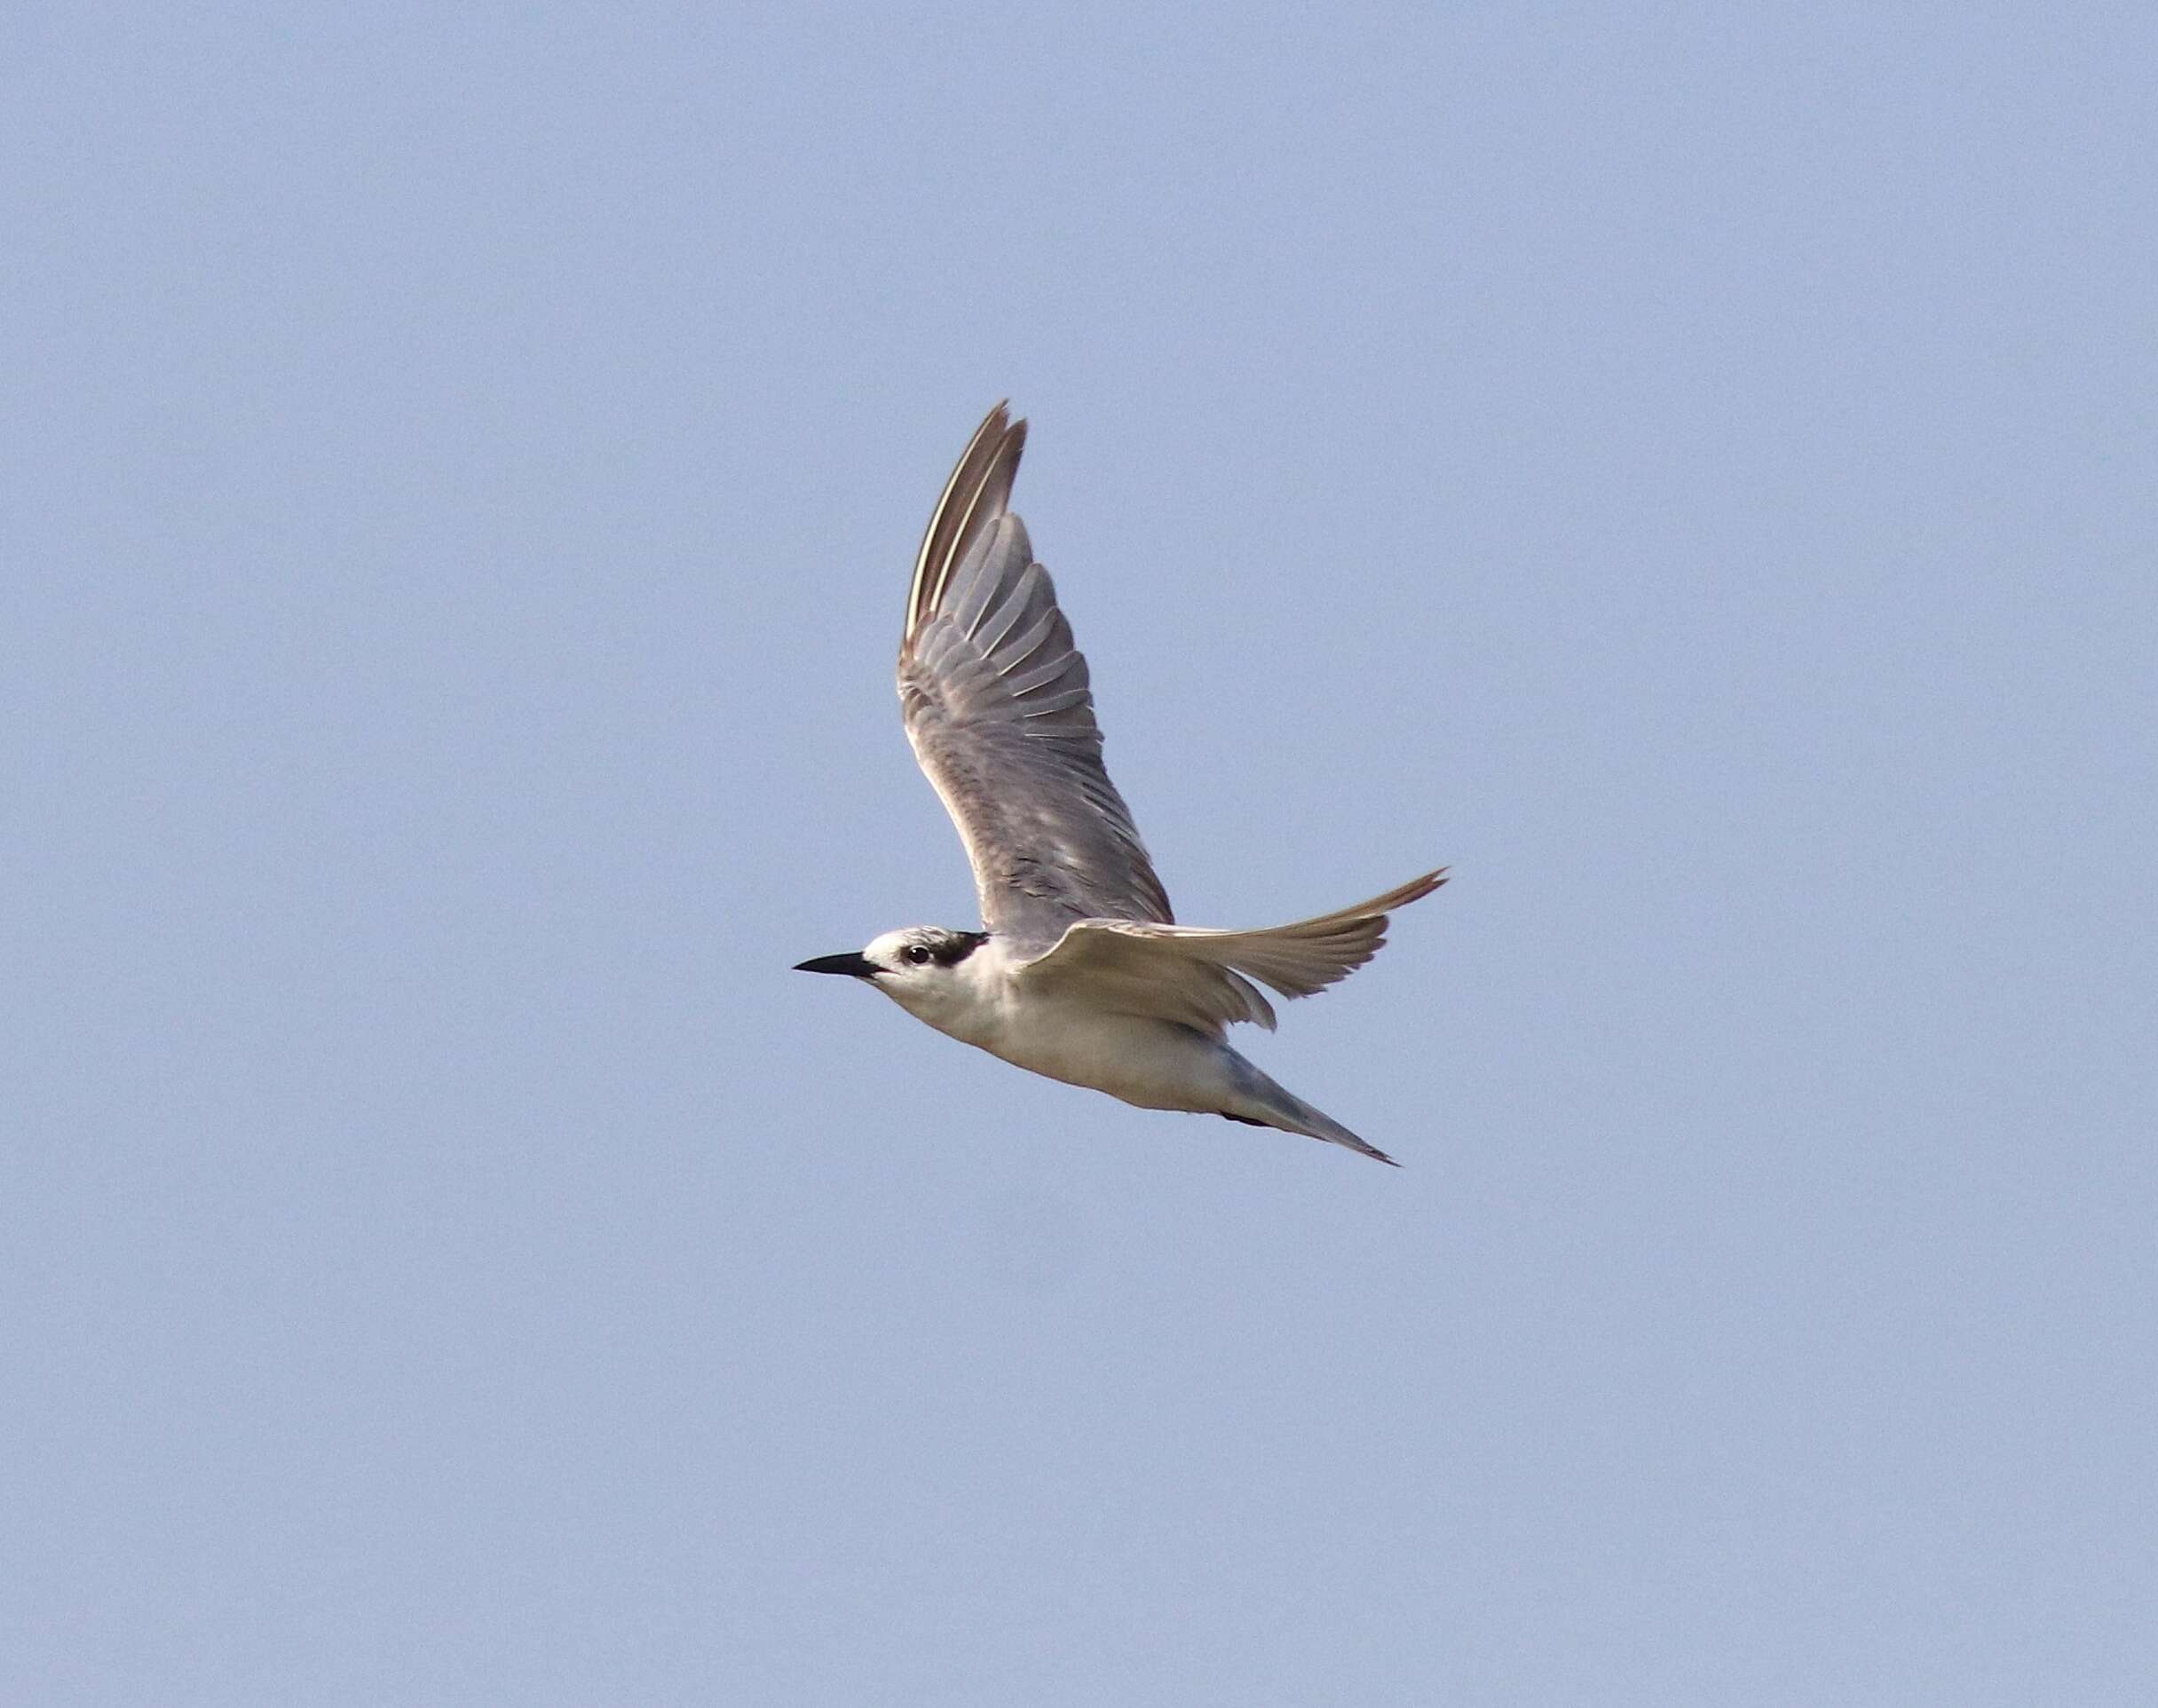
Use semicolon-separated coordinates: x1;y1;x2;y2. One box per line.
793;953;880;978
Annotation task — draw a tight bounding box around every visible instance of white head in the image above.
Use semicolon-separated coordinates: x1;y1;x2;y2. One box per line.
794;927;992;1025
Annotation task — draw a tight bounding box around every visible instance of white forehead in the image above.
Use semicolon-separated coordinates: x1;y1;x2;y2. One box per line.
865;929;929;964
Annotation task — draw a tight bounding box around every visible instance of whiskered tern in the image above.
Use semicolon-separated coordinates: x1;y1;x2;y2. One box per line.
795;403;1446;1165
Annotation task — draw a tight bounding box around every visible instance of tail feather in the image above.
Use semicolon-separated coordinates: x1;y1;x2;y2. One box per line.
1224;1059;1400;1166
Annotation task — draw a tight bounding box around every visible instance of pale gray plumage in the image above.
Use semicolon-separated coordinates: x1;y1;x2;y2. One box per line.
798;401;1448;1166
900;402;1172;946
1013;868;1449;1034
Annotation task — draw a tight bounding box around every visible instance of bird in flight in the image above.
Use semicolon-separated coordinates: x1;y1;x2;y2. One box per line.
795;403;1446;1165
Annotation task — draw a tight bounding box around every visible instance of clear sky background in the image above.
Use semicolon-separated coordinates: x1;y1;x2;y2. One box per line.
6;4;2154;1703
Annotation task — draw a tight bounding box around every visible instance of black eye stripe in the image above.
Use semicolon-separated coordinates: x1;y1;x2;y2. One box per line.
905;932;988;969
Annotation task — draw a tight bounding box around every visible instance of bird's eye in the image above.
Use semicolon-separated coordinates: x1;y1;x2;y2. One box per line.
905;944;932;966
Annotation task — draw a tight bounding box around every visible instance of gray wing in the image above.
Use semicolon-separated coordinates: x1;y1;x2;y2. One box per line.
898;403;1173;947
1012;869;1450;1034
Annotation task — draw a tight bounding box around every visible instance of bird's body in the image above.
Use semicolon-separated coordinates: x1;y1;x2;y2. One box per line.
906;944;1217;1103
873;935;1243;1114
796;404;1446;1165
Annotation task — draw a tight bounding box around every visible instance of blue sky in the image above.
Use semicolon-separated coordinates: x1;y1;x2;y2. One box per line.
6;4;2154;1702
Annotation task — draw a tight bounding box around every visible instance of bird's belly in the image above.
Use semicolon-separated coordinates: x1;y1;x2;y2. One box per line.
966;1002;1229;1113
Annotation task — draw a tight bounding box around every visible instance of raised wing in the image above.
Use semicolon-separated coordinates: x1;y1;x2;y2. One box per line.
899;403;1173;947
1013;869;1448;1034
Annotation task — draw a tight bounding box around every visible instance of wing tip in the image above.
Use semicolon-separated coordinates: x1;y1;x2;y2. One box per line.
904;401;1032;649
1366;866;1450;916
1408;866;1450;900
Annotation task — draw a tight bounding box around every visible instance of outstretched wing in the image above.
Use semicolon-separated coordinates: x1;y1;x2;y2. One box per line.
1013;870;1449;1034
898;403;1173;949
